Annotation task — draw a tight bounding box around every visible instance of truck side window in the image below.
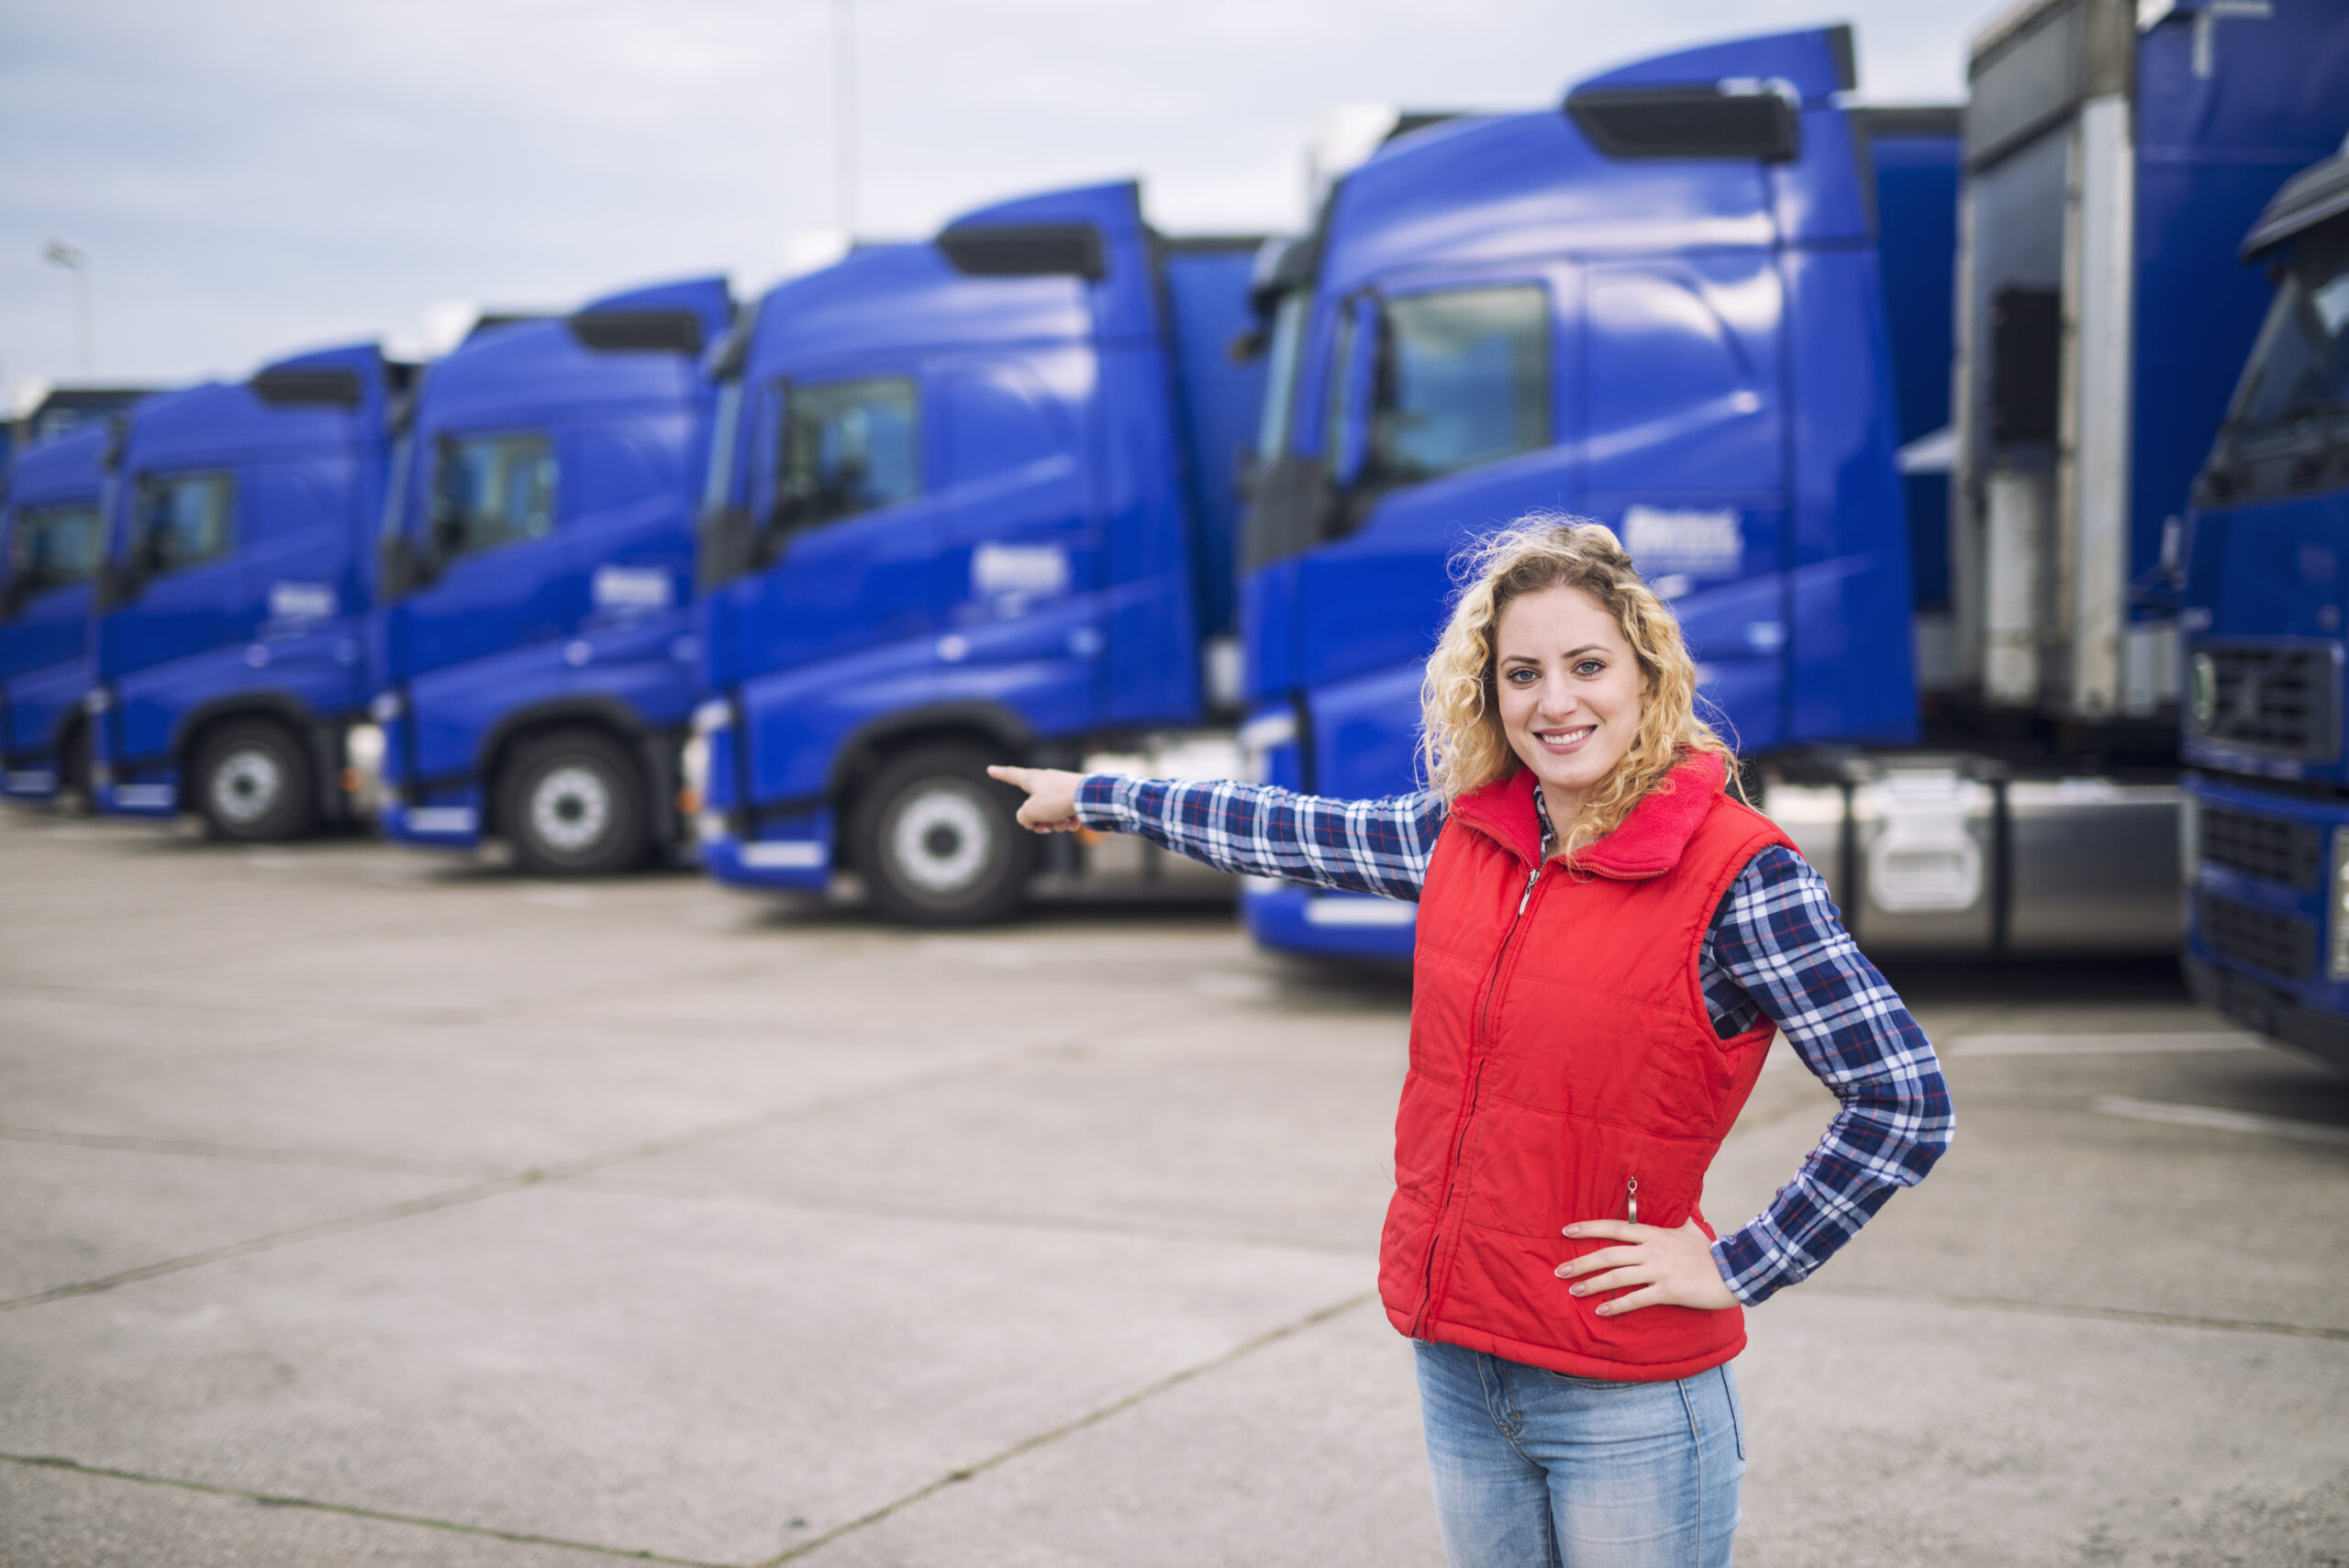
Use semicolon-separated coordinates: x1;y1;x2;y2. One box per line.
132;473;235;576
2229;230;2349;442
1364;284;1550;489
7;503;104;597
432;434;556;559
778;377;919;529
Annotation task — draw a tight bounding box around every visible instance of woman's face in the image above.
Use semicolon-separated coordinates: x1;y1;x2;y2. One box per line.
1493;584;1646;817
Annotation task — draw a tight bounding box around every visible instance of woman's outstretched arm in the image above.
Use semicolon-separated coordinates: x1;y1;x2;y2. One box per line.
988;766;1443;902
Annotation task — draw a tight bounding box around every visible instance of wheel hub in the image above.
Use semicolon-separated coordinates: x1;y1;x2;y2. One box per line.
529;764;612;855
890;784;993;895
210;747;284;827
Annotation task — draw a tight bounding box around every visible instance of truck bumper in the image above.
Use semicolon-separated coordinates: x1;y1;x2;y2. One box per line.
380;793;485;851
1241;879;1418;962
698;812;834;893
2184;954;2349;1075
0;766;61;803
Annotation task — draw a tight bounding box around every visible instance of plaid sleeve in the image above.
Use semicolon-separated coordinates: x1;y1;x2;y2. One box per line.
1074;775;1444;901
1700;845;1954;1306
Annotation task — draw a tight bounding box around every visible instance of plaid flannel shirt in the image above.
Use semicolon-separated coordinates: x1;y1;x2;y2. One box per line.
1074;774;1952;1307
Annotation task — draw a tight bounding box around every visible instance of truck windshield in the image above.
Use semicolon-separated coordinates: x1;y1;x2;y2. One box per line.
1255;290;1314;463
2229;228;2349;441
432;434;555;558
703;376;743;513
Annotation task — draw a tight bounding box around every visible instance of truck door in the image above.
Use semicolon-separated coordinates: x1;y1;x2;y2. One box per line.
396;429;567;773
734;369;938;676
933;349;1097;726
1580;256;1788;750
1297;272;1575;797
1;497;102;761
239;460;351;645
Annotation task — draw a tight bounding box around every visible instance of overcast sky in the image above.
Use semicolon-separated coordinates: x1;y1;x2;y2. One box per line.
0;1;1992;406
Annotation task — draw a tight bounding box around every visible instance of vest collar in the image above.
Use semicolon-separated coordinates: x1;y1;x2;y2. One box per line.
1450;751;1729;880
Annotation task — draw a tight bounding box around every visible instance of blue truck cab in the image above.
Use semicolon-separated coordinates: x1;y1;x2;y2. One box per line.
1234;27;1924;956
2179;139;2349;1072
369;277;730;875
688;181;1264;921
87;344;406;839
1;422;115;804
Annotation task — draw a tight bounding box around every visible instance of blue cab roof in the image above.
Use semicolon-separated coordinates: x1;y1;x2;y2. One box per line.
737;181;1154;376
6;420;110;506
420;274;731;430
123;340;399;471
1319;27;1868;294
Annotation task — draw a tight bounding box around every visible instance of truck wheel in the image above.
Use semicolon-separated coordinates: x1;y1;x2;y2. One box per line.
500;728;649;877
194;717;317;842
853;745;1035;925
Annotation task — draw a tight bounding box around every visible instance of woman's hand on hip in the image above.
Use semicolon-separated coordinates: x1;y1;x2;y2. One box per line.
1554;1218;1738;1316
986;765;1085;832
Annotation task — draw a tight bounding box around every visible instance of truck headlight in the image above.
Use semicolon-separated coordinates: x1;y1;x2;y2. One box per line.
679;733;710;815
2330;827;2349;981
343;723;386;818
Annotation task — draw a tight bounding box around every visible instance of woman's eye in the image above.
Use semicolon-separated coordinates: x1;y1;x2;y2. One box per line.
1575;660;1604;676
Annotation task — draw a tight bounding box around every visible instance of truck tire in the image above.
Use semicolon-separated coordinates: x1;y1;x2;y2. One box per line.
193;717;318;842
500;728;649;877
853;744;1035;926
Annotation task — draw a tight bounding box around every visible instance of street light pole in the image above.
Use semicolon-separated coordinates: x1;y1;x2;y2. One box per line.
834;0;856;241
43;239;91;377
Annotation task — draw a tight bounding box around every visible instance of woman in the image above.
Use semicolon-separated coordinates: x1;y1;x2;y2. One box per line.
991;519;1951;1568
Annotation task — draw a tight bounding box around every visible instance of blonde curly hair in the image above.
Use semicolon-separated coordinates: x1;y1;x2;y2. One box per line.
1418;516;1736;863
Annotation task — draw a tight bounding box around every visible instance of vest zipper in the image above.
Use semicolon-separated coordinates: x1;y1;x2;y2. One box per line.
1412;852;1544;1339
1625;1176;1639;1226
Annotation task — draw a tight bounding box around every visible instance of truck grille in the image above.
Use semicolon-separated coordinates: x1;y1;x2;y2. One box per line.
2188;642;2340;760
2196;892;2317;982
2199;806;2323;890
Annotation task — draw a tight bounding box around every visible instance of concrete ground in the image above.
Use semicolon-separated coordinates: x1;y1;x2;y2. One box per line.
1;808;2344;1568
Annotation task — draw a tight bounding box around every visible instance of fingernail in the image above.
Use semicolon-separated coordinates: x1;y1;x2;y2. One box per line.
1568;1284;1584;1296
1562;1225;1580;1238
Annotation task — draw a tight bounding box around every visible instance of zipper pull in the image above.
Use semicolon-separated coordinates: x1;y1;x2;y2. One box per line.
1518;863;1541;915
1625;1176;1639;1226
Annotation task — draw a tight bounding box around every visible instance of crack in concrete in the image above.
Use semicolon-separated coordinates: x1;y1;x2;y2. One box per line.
1804;1281;2349;1341
753;1289;1380;1566
0;1124;491;1177
0;1451;732;1566
0;1044;1101;1314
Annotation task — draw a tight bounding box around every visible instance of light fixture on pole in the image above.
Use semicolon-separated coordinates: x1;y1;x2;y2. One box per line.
43;239;92;377
834;0;856;242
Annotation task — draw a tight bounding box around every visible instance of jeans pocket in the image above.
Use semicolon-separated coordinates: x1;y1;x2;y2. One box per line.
1540;1369;1631;1391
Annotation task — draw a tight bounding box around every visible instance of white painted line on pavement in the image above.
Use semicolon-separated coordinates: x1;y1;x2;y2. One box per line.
1955;1032;2262;1056
2092;1095;2349;1146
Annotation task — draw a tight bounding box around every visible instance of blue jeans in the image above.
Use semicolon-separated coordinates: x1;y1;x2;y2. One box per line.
1414;1340;1744;1568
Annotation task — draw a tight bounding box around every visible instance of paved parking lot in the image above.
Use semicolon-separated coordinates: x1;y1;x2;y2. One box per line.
3;807;2346;1567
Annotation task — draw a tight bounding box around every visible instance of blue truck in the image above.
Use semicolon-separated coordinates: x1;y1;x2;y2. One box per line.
1234;6;2349;963
2177;133;2349;1071
367;277;731;874
687;181;1265;921
87;344;407;839
1;421;117;805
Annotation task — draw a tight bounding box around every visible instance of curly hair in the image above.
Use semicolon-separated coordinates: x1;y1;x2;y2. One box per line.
1417;516;1735;864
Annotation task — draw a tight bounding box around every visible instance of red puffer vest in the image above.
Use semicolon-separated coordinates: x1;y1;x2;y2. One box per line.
1380;751;1796;1382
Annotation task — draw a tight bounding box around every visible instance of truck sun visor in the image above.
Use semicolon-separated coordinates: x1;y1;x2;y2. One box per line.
250;369;365;407
1564;85;1800;163
567;310;706;355
936;224;1106;282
